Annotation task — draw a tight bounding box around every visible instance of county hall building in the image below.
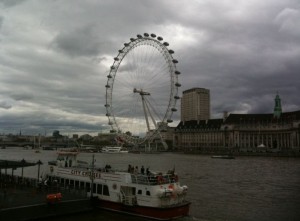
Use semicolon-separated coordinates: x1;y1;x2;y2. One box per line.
174;88;300;153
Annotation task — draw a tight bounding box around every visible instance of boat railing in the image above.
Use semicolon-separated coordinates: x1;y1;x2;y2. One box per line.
131;174;175;185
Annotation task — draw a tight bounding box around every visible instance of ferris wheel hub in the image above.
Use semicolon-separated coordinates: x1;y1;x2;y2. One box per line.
133;88;151;96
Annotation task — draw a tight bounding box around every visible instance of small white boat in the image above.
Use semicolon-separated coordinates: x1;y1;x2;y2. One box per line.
211;155;235;159
257;144;266;148
101;146;128;153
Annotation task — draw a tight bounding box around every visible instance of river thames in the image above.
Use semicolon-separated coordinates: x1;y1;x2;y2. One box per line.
1;148;299;221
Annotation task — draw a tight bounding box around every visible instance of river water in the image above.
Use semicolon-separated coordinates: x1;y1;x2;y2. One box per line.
1;148;300;221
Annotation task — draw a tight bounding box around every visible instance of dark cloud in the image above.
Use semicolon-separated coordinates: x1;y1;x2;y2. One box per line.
0;0;299;135
0;101;11;109
0;0;26;8
10;93;33;101
0;16;3;29
51;25;106;57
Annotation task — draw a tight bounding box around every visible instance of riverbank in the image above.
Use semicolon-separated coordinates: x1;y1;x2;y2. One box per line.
184;150;300;157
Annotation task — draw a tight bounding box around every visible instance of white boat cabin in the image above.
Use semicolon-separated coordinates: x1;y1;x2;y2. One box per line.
46;151;188;208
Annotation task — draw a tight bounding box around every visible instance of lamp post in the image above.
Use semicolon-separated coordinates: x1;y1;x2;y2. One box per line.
21;159;26;183
5;160;8;183
37;160;42;182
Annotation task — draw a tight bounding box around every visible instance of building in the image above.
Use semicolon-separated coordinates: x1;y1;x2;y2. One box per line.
222;110;300;151
175;119;224;151
181;88;210;122
174;93;300;153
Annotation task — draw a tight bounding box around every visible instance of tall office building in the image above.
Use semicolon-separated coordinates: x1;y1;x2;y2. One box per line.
181;88;210;122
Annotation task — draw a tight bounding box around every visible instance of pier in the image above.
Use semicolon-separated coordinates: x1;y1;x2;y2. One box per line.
0;160;94;221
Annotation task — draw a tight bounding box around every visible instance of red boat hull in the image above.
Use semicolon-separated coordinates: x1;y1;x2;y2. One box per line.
95;199;191;220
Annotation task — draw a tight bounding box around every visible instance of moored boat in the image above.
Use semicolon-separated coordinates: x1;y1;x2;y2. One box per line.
101;146;129;153
211;155;235;159
46;151;190;220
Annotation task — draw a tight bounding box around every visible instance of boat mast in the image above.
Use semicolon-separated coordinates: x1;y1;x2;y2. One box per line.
90;154;95;199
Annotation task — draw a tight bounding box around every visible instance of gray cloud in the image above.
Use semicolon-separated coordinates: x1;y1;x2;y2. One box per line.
0;16;3;29
10;93;33;101
0;0;299;135
0;0;27;8
0;101;11;109
51;25;105;57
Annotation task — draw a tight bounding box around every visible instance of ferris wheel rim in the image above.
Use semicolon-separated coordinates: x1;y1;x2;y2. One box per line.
105;33;181;145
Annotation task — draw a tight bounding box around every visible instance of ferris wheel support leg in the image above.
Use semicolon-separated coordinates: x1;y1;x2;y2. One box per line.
158;132;168;150
144;99;157;128
141;95;151;132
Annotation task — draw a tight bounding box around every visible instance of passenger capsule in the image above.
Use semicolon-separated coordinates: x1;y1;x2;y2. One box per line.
175;83;181;87
110;66;115;69
167;119;173;123
114;57;119;61
175;70;181;75
110;129;116;133
124;43;129;47
130;38;135;42
151;33;156;38
104;104;110;107
105;84;110;88
137;34;143;38
168;49;174;54
106;113;111;116
118;50;123;53
172;59;178;64
157;36;163;41
144;33;149;37
171;108;177;112
107;75;112;78
163;42;169;46
174;96;180;99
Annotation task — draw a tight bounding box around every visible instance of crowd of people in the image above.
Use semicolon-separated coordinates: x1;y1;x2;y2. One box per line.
127;164;150;175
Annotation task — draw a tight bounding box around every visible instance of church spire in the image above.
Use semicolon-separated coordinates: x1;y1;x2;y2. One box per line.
273;92;282;118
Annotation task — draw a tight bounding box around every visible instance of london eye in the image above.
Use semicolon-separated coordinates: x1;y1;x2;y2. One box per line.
105;33;181;147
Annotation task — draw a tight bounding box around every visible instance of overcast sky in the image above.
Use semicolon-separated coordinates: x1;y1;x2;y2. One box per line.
0;0;299;136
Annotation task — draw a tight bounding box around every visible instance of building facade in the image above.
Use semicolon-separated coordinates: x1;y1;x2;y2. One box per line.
175;93;300;153
181;88;210;122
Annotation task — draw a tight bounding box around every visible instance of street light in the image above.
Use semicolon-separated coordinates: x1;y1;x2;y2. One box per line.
36;160;43;181
21;159;26;182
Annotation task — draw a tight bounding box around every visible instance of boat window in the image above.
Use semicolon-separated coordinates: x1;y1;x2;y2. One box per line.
60;178;65;186
75;180;79;189
97;184;103;195
146;191;151;196
103;185;110;196
137;190;142;195
93;183;96;194
85;182;90;192
70;179;74;186
80;181;85;189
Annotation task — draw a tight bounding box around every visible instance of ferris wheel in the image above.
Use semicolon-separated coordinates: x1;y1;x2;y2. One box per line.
105;33;181;146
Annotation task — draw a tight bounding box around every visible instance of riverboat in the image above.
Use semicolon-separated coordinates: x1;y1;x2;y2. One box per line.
46;151;190;220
